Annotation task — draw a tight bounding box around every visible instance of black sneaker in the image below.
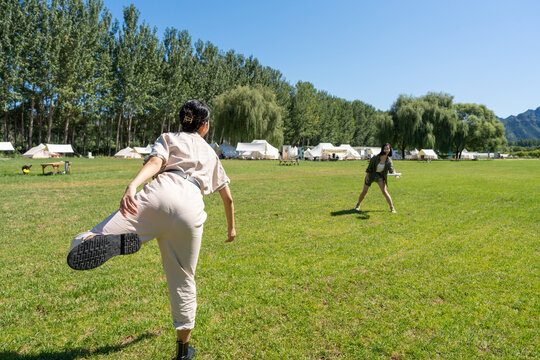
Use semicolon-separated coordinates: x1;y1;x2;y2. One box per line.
67;233;141;270
176;340;195;359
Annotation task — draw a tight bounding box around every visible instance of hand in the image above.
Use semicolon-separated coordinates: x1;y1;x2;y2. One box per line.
226;228;236;243
396;175;401;179
120;185;138;217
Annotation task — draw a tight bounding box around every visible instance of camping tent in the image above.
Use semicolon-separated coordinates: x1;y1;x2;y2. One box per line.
405;149;419;160
114;147;142;159
304;143;346;160
132;145;152;155
236;140;279;159
0;142;15;151
337;144;361;160
418;149;438;160
460;149;475;160
357;147;371;159
23;144;56;158
391;150;402;160
219;141;237;158
46;144;74;155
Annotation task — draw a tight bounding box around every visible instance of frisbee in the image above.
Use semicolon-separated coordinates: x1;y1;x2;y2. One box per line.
387;173;402;176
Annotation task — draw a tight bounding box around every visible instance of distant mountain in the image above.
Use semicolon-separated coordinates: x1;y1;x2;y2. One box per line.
498;107;540;141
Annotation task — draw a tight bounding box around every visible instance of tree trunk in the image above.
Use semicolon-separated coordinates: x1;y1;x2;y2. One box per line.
3;111;8;142
20;100;25;150
28;88;35;148
63;107;71;144
38;96;44;144
71;124;75;149
13;101;18;149
47;97;55;143
401;147;405;160
96;111;102;155
115;109;123;152
83;129;87;155
108;116;112;156
160;115;166;134
127;110;133;147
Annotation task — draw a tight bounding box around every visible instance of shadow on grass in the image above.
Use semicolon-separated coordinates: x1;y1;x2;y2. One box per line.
330;209;377;219
0;332;157;360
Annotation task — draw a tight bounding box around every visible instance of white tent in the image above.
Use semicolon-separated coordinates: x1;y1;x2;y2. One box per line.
132;145;152;155
405;149;419;160
236;140;279;159
0;142;15;151
282;145;299;159
460;149;475;160
337;144;361;160
114;147;142;159
46;144;74;154
357;147;371;159
23;144;55;158
418;149;438;160
219;141;237;158
304;143;346;160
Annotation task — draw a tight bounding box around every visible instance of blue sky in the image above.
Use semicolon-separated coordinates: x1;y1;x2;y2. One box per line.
104;0;540;118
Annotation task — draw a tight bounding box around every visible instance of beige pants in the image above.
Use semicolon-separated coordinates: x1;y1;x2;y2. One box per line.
71;172;207;330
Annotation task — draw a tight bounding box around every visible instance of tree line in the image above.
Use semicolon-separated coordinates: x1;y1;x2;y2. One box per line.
1;0;506;157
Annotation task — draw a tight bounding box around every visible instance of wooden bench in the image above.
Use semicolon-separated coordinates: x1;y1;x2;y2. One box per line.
279;159;299;166
41;161;71;175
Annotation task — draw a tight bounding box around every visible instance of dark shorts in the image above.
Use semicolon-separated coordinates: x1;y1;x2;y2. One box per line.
365;172;384;186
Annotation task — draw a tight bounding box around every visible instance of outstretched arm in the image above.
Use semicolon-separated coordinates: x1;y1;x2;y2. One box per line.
120;156;164;217
219;185;236;242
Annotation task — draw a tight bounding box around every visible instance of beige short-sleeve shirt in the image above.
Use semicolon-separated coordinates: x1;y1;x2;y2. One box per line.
149;132;230;195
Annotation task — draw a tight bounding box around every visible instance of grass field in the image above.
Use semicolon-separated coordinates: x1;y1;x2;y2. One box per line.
0;157;538;359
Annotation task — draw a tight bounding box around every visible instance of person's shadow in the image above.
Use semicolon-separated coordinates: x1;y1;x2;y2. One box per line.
0;332;156;360
330;209;373;219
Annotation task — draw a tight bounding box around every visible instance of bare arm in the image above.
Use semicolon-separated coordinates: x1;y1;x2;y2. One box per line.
119;156;164;217
218;185;236;242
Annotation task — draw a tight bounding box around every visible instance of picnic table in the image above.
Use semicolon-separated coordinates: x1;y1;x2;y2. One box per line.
41;161;71;175
279;158;299;166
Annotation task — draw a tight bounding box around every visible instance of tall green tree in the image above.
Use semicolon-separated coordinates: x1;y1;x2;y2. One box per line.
213;85;283;147
287;81;319;146
455;103;507;153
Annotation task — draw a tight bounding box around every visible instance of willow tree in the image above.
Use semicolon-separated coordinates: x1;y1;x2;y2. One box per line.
213;85;283;147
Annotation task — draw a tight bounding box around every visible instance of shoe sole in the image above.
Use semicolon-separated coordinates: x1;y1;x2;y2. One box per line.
67;233;141;270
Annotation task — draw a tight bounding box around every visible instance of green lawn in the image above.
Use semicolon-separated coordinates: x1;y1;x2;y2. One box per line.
0;158;538;359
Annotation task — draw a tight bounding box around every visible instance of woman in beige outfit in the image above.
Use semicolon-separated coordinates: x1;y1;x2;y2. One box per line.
67;100;235;360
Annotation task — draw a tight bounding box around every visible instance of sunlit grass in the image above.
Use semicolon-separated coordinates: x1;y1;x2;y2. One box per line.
0;157;538;359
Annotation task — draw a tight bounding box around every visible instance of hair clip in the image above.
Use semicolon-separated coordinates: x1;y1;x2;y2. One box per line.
184;116;193;124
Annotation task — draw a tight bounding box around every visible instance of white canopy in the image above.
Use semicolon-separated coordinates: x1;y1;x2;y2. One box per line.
418;149;438;159
219;141;237;158
460;149;475;159
405;148;419;160
114;147;142;159
23;144;55;158
132;145;152;155
236;140;279;159
337;144;361;160
46;144;74;153
0;142;15;151
305;143;346;160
